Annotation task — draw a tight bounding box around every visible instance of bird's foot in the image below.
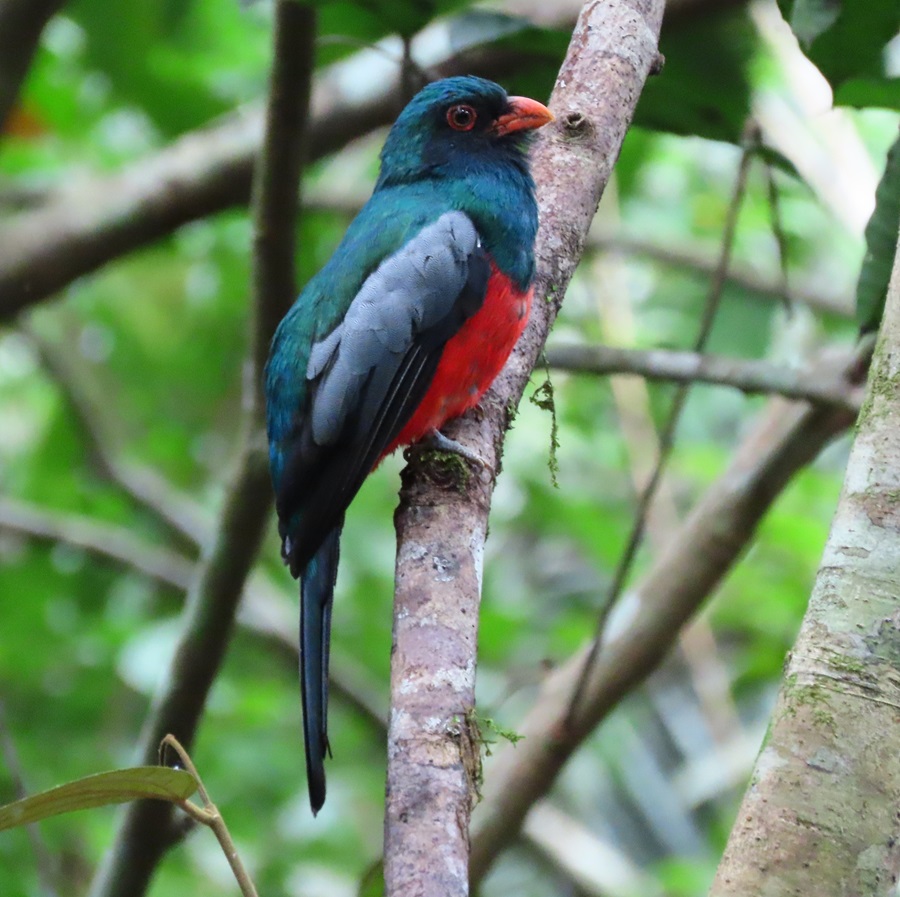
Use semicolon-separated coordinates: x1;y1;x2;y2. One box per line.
424;429;493;474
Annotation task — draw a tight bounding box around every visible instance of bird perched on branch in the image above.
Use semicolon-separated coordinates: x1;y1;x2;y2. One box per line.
265;75;552;814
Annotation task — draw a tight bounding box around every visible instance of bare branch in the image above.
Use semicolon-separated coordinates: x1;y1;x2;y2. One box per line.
546;342;863;411
383;3;666;896
88;6;316;896
249;1;316;378
0;496;194;590
0;0;65;131
468;350;860;885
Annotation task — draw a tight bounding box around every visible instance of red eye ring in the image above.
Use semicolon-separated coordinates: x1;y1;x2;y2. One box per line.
446;104;477;131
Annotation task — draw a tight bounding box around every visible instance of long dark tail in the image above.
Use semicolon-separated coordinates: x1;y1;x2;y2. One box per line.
300;526;341;815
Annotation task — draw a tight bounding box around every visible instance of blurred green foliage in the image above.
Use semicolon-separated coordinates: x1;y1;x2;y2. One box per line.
777;0;900;109
0;1;898;896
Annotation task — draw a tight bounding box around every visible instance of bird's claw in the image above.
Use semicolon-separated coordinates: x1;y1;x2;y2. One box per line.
424;429;493;475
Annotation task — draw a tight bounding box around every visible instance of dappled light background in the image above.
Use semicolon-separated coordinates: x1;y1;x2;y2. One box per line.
1;1;898;895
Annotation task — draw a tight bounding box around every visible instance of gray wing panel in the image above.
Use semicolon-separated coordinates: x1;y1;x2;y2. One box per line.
308;210;484;447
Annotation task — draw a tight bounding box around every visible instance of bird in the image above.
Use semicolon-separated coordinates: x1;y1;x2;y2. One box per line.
264;75;552;814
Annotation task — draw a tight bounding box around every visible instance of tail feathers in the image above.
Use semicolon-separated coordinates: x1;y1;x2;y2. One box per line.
300;526;341;815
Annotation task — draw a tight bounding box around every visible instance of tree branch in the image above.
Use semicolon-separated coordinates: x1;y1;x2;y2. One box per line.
0;0;65;131
546;342;863;411
0;496;194;590
709;236;900;894
382;4;666;897
87;6;315;896
468;348;860;885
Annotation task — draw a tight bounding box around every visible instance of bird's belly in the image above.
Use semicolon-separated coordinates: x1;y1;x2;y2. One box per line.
384;268;532;456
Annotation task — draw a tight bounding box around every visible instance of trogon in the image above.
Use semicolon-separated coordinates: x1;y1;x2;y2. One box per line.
265;75;552;814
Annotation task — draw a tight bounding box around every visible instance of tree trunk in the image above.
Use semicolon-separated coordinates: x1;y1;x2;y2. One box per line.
710;231;900;894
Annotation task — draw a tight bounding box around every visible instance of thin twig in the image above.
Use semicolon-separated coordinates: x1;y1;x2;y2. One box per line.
565;128;757;727
762;151;793;316
0;702;61;897
160;736;259;897
545;343;862;411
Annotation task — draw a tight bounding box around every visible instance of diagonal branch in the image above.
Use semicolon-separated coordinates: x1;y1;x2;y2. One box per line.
0;0;740;320
0;28;552;320
0;496;194;590
468;347;861;885
383;4;666;897
87;6;315;897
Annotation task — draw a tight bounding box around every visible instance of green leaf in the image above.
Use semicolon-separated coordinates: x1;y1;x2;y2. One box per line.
634;6;755;143
835;77;900;113
358;858;385;897
0;767;198;831
856;131;900;334
777;0;900;92
754;145;803;181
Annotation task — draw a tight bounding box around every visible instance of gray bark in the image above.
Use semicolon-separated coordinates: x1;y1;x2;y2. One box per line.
710;235;900;894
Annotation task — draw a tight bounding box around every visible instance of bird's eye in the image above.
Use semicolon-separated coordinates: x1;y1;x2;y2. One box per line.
446;104;477;132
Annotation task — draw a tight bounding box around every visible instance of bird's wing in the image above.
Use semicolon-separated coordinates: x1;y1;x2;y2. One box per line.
276;210;489;573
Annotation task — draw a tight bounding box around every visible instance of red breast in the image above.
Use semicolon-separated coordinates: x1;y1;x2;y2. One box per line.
382;264;532;458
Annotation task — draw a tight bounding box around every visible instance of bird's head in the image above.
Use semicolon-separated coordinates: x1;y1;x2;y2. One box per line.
375;76;553;190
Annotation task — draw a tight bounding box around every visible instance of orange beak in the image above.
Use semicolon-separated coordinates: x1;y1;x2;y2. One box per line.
492;96;554;137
